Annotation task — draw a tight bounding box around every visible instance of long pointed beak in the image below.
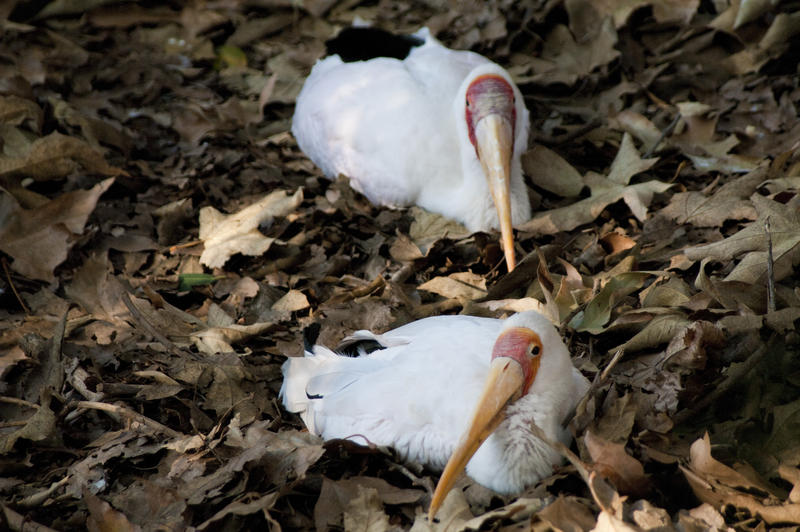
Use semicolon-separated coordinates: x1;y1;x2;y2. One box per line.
427;356;526;520
475;114;516;271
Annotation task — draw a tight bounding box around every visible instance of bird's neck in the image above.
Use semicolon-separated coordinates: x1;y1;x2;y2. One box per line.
465;391;564;494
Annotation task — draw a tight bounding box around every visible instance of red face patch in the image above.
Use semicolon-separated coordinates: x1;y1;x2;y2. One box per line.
465;75;516;152
491;327;542;395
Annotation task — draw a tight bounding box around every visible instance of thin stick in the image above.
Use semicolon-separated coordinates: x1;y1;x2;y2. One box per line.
1;504;60;532
168;240;202;254
0;396;40;409
765;217;776;313
0;421;28;428
75;400;183;439
643;113;681;159
672;336;770;425
120;291;191;358
351;275;386;298
1;257;29;315
15;476;70;508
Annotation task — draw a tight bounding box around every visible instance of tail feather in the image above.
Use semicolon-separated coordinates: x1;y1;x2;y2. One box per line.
280;346;342;434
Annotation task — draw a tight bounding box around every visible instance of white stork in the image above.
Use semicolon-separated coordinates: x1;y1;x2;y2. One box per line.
280;311;589;518
292;27;532;270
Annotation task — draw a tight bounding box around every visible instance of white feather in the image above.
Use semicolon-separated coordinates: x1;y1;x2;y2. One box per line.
280;311;589;494
291;29;531;232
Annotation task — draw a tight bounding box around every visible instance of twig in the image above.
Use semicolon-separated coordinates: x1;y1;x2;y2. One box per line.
168;239;202;254
75;400;183;439
568;348;624;432
390;262;415;284
0;396;40;409
121;291;192;358
1;504;60;532
0;421;28;428
15;476;70;508
411;298;462;319
388;462;434;494
643;112;681;159
765;217;776;313
527;421;618;510
1;257;29;314
351;275;386;298
598;348;625;384
672;335;771;425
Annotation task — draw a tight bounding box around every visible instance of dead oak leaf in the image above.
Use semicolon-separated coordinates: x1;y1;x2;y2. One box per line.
408;206;470;255
531;18;620;85
199;188;303;268
314;476;423;531
0;178;114;281
0;132;124;180
418;271;487;301
661;166;766;227
522;144;584;198
681;433;800;524
197;493;280;531
85;490;141;532
342;487;393;532
191;321;275;355
585;429;649;497
520;134;666;235
0;401;58;454
685;194;800;285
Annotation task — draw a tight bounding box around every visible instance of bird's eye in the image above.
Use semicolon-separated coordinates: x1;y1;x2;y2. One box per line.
529;344;541;357
465;98;471;108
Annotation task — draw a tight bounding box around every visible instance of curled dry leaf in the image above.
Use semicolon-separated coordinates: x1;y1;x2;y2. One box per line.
199;188;303;268
418;271;488;301
85;489;141;532
681;433;800;524
584;429;649;496
520;134;666;235
0;178;114;281
0;132;124;180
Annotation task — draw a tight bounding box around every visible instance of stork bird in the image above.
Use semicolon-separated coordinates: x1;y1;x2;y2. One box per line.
292;27;532;270
280;311;589;518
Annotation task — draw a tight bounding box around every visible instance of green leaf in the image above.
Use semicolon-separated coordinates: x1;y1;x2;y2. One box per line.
178;273;225;291
569;272;651;334
215;45;247;69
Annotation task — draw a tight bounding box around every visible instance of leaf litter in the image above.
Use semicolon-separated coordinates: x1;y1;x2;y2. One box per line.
1;0;800;530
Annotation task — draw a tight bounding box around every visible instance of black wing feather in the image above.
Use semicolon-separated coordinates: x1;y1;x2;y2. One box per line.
326;27;424;62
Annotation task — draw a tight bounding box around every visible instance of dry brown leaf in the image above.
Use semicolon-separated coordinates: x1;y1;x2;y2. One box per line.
664;321;724;370
315;476;422;531
538;495;598;531
0;401;57;454
199;188;303;268
342;487;393;532
523;144;584;197
0;95;43;128
85;490;142;532
191;321;275;355
272;289;310;312
685;194;800;286
532;18;620;85
681;433;800;524
521;134;665;235
585;430;649;496
0;178;114;281
418;271;487;301
408;206;471;255
0;132;123;180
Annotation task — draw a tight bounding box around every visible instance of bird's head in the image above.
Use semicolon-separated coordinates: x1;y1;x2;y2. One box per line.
428;315;549;519
464;73;519;271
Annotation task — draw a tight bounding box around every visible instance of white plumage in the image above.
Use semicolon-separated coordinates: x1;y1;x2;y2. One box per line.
292;28;531;269
280;311;589;515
